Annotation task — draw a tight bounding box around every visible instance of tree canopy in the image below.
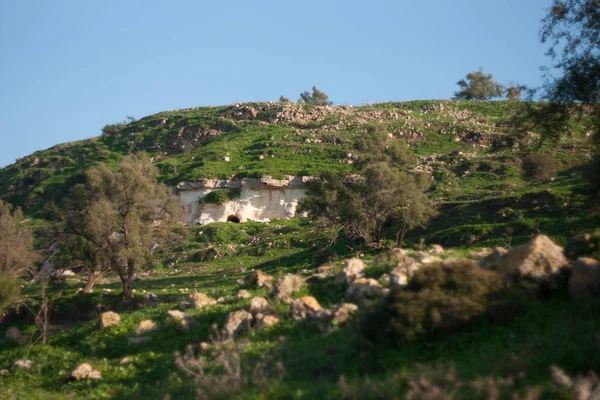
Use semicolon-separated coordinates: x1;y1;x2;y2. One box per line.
454;69;504;100
298;86;333;105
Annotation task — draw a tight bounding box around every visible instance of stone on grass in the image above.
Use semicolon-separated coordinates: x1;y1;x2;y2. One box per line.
189;293;216;308
70;363;102;380
246;270;274;288
224;310;253;337
569;257;600;297
167;310;187;321
5;327;22;342
237;289;252;300
99;311;121;329
12;360;33;371
255;314;280;330
312;303;358;331
389;268;408;288
249;297;271;316
479;247;508;270
334;258;365;285
135;320;157;335
346;278;388;306
0;369;8;376
119;357;132;365
500;234;570;290
430;244;444;255
290;296;322;321
178;317;196;332
272;274;304;302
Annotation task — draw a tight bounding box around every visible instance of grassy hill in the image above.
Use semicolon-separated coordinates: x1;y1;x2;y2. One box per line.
0;100;599;399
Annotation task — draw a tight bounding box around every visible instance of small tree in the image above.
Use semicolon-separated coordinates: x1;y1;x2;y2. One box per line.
454;69;504;100
505;84;528;100
101;116;136;136
298;86;333;105
279;95;290;103
83;154;181;300
0;201;37;313
300;125;436;246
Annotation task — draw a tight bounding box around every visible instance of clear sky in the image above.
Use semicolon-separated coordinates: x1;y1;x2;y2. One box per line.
0;0;552;167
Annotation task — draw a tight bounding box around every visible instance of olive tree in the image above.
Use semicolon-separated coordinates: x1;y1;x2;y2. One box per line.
0;201;37;312
454;69;504;100
298;86;333;105
300;125;436;246
81;154;181;300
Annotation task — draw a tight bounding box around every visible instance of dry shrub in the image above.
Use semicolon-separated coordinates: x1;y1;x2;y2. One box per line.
521;153;557;183
362;260;510;342
174;326;284;399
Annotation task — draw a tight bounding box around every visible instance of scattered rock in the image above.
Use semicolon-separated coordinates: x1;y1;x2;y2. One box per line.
312;303;359;331
249;297;271;316
189;293;217;308
0;369;8;376
273;274;304;302
12;360;33;371
199;342;212;351
255;314;280;330
566;233;599;260
237;289;252;299
99;311;121;328
569;257;600;297
5;327;22;342
500;235;570;290
290;296;322;321
334;258;366;285
135;320;157;335
389;268;408;288
346;278;388;306
431;244;444;255
224;310;253;337
119;357;132;365
58;269;76;277
128;336;151;345
167;310;187;321
246;270;275;288
479;247;509;270
70;363;102;380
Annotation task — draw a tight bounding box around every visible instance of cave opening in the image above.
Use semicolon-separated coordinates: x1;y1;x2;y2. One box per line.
227;215;241;223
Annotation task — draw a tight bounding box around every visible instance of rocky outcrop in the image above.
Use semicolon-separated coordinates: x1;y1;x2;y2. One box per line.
312;303;358;331
569;257;600;297
500;235;570;290
224;310;253;337
249;297;271;316
346;278;388;306
334;258;366;285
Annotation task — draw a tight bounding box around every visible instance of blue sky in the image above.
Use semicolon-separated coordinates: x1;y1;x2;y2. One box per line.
0;0;552;167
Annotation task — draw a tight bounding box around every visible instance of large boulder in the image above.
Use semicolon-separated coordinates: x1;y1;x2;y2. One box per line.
98;311;121;329
290;296;322;321
569;257;600;297
224;310;253;337
189;293;216;309
479;247;509;270
272;274;304;302
70;363;102;380
334;258;366;285
346;278;388;306
500;235;570;290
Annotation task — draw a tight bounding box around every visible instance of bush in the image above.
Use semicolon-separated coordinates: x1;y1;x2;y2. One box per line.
521;153;558;183
0;277;20;314
361;260;507;342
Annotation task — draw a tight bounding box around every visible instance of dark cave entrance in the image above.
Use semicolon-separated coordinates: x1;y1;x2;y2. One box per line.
227;215;241;223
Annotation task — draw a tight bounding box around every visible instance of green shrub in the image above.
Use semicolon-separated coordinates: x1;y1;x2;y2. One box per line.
521;153;557;183
0;277;20;313
200;189;241;206
361;260;507;342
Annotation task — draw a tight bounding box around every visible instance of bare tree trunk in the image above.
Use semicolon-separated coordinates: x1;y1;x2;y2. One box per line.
120;261;136;301
83;271;99;294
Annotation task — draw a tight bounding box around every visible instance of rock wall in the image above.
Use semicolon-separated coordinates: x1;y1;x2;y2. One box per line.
177;176;310;225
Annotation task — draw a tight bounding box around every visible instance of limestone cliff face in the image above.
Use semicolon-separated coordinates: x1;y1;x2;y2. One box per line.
177;176;311;224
